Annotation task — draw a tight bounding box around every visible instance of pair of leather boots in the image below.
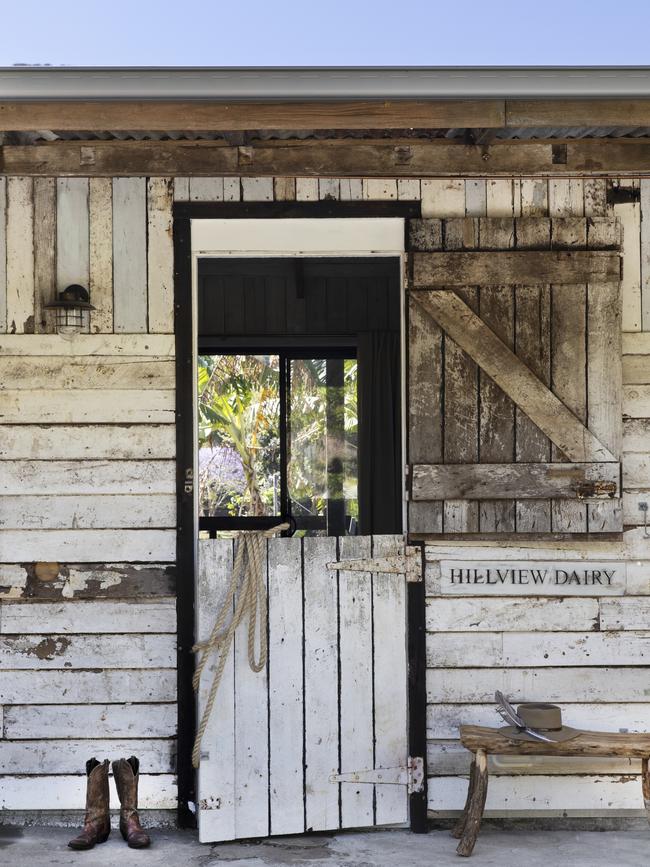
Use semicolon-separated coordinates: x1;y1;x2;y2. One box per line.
68;756;151;850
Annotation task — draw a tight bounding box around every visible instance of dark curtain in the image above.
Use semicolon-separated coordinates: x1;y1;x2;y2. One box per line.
357;331;402;535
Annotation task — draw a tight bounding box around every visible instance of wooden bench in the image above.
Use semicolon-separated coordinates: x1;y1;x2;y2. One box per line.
453;724;650;857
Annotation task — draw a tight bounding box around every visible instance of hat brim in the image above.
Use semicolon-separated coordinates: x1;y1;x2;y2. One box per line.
498;725;581;743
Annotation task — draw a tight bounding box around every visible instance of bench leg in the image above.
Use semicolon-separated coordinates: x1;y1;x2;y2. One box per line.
643;757;650;825
451;756;477;839
456;748;488;858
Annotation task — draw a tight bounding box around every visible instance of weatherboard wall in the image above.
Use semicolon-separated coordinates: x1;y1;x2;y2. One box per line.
0;175;648;818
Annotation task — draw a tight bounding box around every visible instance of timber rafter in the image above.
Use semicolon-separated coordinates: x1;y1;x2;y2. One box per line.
5;137;650;177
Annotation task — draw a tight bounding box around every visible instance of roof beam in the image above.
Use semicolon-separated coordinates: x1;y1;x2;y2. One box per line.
0;100;506;132
4;137;650;177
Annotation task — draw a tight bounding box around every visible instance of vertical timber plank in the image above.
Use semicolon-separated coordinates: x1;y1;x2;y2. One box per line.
233;537;269;839
147;178;174;334
223;178;241;202
398;179;421;201
616;179;642;331
339;179;363;201
89;178;113;334
6;177;35;334
304;536;340;832
373;536;408;826
408;293;443;535
465;180;487;217
339;535;374;827
274;178;296;202
520;179;548;216
0;177;6;333
268;536;304;835
196;539;236;843
514;218;552;532
241;178;273;202
478;217;516;533
550;210;588;532
443;219;479;533
33;177;56;334
173;178;190;201
588;218;623;532
486;180;514;217
641;179;650;331
296;178;319;201
584;179;608;218
56;178;90;292
113;177;147;333
421;180;465;218
189;178;224;201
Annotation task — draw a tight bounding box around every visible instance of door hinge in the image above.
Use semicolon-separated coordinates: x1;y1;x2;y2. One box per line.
329;756;424;794
326;543;422;582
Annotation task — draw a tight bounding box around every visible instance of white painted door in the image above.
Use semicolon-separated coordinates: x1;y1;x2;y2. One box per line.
196;534;411;842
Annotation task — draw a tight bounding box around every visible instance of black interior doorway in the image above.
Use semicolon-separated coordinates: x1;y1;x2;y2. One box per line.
197;256;402;538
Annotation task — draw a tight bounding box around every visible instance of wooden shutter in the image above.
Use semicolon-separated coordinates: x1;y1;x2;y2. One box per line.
407;217;622;536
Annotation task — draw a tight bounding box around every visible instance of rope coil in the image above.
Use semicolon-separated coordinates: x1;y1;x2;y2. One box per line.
192;523;289;769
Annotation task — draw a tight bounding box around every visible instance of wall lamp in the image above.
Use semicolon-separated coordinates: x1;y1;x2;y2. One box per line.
45;284;95;335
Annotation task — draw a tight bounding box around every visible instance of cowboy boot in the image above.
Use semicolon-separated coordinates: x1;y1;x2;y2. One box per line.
112;756;151;848
68;758;111;850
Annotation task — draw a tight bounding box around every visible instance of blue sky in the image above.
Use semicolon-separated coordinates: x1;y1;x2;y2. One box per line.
1;0;648;66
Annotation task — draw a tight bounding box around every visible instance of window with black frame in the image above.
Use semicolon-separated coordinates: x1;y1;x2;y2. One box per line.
198;350;358;537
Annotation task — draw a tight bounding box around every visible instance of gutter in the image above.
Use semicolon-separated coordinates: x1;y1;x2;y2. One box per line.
3;66;650;101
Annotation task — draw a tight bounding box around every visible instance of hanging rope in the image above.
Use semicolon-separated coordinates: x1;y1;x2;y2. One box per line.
191;523;289;769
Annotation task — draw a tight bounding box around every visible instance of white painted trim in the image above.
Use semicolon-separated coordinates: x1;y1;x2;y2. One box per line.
191;218;405;256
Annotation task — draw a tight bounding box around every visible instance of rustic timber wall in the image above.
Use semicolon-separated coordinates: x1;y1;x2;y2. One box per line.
0;173;649;818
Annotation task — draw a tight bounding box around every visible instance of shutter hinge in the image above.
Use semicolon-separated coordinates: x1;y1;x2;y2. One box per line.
329;757;424;794
326;543;423;582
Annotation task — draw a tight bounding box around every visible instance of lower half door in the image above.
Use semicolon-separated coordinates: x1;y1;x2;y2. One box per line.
196;534;409;842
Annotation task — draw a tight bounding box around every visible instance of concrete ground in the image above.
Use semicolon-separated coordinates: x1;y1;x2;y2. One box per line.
0;826;648;867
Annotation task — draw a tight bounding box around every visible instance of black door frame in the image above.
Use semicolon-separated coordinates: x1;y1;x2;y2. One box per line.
173;200;427;832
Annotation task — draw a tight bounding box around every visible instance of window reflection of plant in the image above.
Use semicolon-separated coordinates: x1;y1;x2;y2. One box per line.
198;354;359;522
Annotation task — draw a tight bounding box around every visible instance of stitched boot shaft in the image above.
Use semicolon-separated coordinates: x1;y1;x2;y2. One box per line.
112;756;151;848
68;759;111;850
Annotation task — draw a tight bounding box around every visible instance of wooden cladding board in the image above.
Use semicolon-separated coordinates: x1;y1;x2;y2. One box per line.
412;250;620;286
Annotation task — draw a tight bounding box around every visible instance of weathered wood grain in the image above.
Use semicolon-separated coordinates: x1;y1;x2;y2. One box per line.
0;177;6;333
0;529;175;563
0;739;175;775
241;177;273;201
616;180;642;332
0;668;176;704
189;177;224;201
425;597;598;632
0;390;174;423
623;355;650;384
600;597;650;631
32;177;56;333
0;333;174;356
0;460;174;495
427;666;650;704
5;177;34;333
113;177;147;333
624;385;650;418
428;773;645;814
412;251;620;286
0;424;175;460
0;600;176;634
0;356;175;389
56;178;89;292
412;291;616;463
89;177;113;333
0;494;176;530
461;725;650;758
427;741;642;777
147;177;174;333
0;774;177;810
4;702;176;739
407;293;443;534
420;180;465;218
0;633;175;669
427;703;650;740
427;631;650;668
412;462;619;500
0;562;176;601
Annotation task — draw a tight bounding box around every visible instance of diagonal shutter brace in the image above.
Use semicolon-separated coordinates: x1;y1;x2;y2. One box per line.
330;757;425;794
326;543;423;582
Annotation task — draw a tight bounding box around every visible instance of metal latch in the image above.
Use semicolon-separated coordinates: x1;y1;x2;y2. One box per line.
329;757;424;794
326;544;422;583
